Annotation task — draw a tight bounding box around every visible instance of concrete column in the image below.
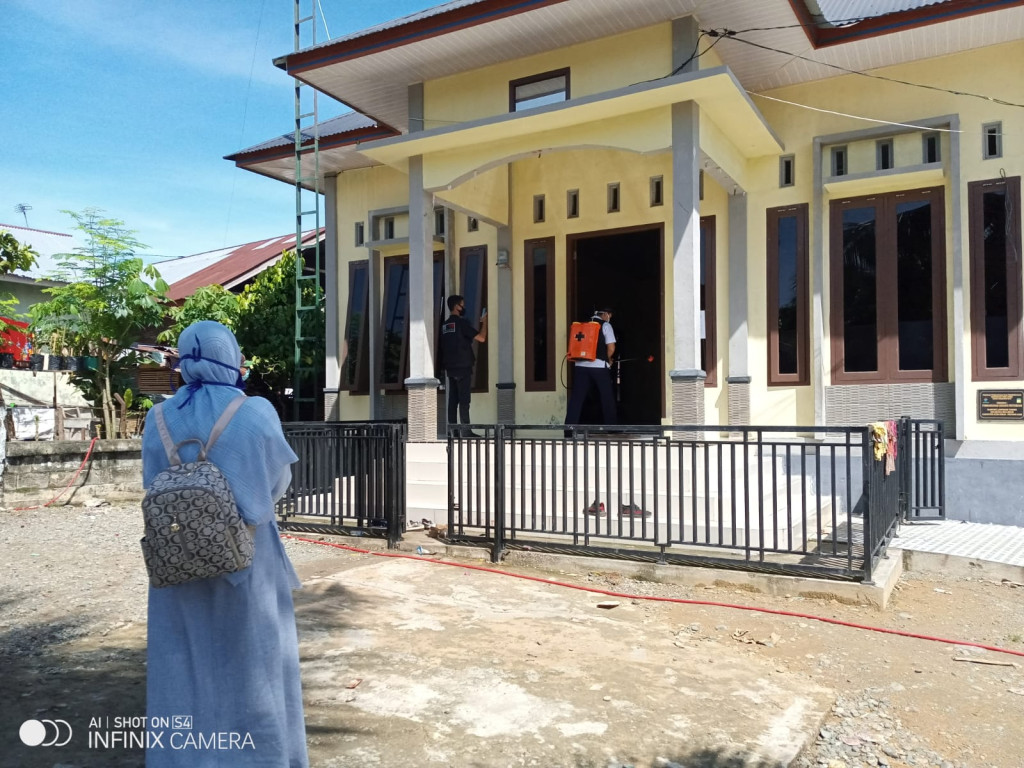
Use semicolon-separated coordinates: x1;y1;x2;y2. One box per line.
671;101;705;428
726;191;750;427
496;224;515;423
812;139;826;427
405;155;440;441
672;16;700;74
949;116;965;441
323;174;340;421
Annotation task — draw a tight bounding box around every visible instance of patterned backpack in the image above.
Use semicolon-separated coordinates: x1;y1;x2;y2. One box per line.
140;395;253;588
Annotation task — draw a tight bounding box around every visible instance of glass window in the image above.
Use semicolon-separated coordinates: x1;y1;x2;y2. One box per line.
700;217;716;386
341;260;369;392
525;238;555;391
380;257;409;389
510;69;569;112
829;188;946;384
459;246;488;392
970;176;1023;379
767;204;809;385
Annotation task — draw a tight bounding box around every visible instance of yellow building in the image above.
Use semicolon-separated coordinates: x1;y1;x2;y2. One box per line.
228;0;1024;521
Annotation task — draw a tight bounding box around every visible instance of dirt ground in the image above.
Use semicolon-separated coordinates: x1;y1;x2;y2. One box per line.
2;504;1024;767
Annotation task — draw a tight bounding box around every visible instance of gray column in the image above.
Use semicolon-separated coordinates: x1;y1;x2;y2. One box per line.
323;174;340;420
496;224;515;423
949;116;965;440
670;101;705;427
672;16;700;74
405;155;440;441
812;139;826;427
726;191;750;427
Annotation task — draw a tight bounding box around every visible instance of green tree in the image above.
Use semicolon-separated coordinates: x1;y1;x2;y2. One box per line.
0;229;39;334
234;250;323;409
158;284;241;346
29;209;169;438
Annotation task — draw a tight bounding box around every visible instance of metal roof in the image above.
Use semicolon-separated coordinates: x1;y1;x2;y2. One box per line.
809;0;950;26
153;229;323;302
227;112;380;158
0;223;80;282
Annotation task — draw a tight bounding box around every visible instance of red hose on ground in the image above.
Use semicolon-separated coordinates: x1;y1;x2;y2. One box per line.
13;437;99;511
282;533;1024;659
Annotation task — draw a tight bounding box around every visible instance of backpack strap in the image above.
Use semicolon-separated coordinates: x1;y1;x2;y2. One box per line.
153;403;181;465
152;395;247;466
204;394;247;456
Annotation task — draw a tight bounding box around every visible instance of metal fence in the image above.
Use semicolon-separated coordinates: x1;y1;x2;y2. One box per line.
447;423;906;582
901;419;945;521
276;420;406;546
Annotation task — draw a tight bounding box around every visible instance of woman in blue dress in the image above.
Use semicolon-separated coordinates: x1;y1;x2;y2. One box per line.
141;321;308;767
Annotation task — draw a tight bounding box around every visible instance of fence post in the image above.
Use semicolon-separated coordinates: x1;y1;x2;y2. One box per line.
862;429;874;584
492;424;505;563
898;417;909;522
386;424;402;549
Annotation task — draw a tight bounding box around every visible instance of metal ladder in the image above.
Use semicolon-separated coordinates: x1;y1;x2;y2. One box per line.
291;0;323;421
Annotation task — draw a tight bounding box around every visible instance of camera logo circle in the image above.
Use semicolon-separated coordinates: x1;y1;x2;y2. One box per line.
19;719;73;747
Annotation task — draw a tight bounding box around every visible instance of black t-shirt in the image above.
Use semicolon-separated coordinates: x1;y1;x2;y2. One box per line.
440;313;478;372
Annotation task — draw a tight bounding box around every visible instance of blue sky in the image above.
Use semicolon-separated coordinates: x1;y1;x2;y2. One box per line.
1;0;438;261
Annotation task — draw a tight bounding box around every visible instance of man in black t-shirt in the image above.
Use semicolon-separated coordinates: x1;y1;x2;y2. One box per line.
439;294;487;437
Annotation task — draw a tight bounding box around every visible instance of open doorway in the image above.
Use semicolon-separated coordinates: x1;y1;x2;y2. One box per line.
568;225;663;425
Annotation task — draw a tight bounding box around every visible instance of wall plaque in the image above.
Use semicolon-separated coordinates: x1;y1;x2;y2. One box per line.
978;390;1024;421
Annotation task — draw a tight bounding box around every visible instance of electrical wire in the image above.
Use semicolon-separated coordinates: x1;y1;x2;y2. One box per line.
282;534;1024;659
748;92;964;133
708;28;1024;110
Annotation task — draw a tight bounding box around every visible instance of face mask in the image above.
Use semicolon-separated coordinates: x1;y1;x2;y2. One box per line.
241;368;250;383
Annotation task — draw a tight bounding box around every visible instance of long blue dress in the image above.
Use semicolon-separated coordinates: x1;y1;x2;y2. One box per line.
142;322;308;767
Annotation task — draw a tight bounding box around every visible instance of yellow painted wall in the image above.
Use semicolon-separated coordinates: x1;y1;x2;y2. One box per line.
424;24;672;127
747;39;1024;439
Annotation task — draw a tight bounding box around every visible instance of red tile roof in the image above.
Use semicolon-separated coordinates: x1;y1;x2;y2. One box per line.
162;229;323;302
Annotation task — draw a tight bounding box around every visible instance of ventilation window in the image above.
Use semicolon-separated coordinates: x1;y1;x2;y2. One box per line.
876;139;894;171
533;195;546;223
607;183;620;213
434;210;446;237
354;221;365;247
698;170;704;201
650;176;664;206
983;122;1002;159
779;156;795;188
383;217;395;240
831;146;848;177
510;69;569;112
567;189;579;219
467;216;479;232
923;133;941;164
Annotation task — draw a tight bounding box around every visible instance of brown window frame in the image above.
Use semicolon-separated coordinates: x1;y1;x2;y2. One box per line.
700;216;717;387
767;204;810;386
969;175;1023;380
509;68;570;113
459;245;489;393
379;252;445;391
829;187;947;385
524;237;556;391
341;259;369;394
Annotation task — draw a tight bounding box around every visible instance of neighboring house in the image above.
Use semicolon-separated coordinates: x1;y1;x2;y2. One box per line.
0;223;73;316
227;0;1024;519
153;228;324;303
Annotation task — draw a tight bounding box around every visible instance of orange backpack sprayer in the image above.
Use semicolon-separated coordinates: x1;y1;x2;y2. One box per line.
567;321;602;362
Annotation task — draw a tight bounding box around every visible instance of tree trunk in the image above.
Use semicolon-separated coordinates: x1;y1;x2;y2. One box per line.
101;360;114;439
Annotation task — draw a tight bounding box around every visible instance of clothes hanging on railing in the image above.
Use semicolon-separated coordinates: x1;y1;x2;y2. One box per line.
869;420;898;476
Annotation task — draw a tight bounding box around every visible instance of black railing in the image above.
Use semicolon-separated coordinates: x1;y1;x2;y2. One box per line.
276;420;406;546
901;418;945;521
447;423;903;581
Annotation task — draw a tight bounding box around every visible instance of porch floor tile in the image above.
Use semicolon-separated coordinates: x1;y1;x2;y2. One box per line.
889;520;1024;568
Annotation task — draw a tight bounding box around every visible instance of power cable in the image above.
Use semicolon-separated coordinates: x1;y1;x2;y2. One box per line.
707;28;1024;110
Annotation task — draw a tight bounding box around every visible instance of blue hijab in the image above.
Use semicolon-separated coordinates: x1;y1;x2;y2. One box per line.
142;321;297;527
